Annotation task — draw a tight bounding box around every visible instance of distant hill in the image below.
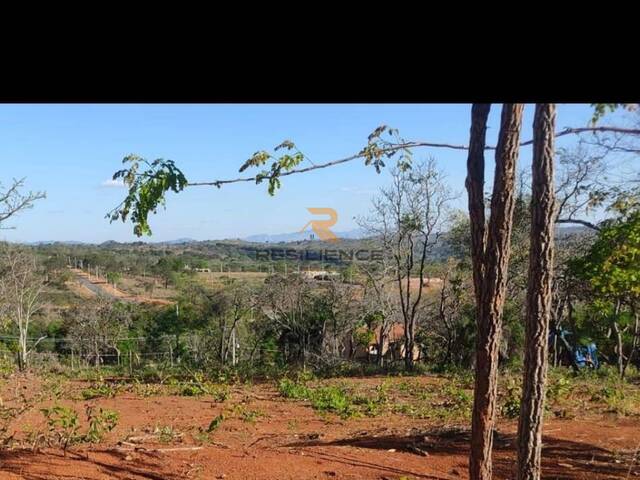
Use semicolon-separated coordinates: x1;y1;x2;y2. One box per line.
22;224;596;252
244;229;366;243
156;238;197;245
556;225;591;237
27;240;87;246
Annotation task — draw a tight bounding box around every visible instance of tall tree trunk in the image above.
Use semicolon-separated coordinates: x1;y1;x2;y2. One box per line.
623;306;639;378
404;318;415;370
466;104;491;305
469;103;524;480
466;103;491;479
377;324;386;367
220;320;227;365
18;327;27;371
94;340;100;367
551;293;566;367
517;103;557;480
613;300;624;377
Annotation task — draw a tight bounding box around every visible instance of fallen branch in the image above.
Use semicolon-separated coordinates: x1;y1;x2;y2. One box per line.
407;444;429;457
116;445;203;453
151;446;203;453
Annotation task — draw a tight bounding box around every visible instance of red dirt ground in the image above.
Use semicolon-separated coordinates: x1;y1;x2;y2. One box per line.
1;375;639;479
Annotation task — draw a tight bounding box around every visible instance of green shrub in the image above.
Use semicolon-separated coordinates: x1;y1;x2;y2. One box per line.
441;382;472;415
501;382;522;419
278;379;311;399
0;355;15;377
132;382;164;397
179;383;206;396
155;425;182;443
278;379;358;418
80;383;118;400
309;385;356;418
39;404;120;451
546;370;574;404
40;405;81;453
85;407;119;443
233;405;264;423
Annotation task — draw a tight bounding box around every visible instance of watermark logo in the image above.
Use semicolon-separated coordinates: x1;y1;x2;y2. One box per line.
299;208;338;242
254;207;383;262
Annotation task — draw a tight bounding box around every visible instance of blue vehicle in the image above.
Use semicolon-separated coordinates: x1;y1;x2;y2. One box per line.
573;342;599;369
550;328;599;370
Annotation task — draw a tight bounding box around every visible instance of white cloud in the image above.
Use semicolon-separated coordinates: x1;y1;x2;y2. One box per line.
101;179;125;188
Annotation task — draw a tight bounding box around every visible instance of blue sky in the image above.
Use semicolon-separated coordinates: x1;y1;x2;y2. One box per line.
0;104;600;243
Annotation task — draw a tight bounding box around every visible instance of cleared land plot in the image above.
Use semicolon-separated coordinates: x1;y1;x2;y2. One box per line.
1;373;639;479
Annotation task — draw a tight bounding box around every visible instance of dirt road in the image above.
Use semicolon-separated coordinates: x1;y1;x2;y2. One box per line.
69;268;173;306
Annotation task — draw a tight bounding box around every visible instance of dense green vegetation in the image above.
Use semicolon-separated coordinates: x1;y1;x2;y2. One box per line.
0;213;637;381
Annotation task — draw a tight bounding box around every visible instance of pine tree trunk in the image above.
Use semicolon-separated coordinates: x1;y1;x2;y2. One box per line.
466;104;491;305
466;103;491;478
470;103;524;480
517;103;556;480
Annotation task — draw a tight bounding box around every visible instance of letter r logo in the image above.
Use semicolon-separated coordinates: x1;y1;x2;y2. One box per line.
300;208;338;242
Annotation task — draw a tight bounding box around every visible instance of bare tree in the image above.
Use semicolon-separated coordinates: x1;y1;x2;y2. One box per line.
0;246;46;370
580;108;640;156
259;273;319;368
517;103;557;480
358;259;399;367
553;146;608;231
0;179;45;228
467;104;524;480
64;296;132;367
318;276;361;359
212;278;254;365
431;259;468;367
360;159;453;370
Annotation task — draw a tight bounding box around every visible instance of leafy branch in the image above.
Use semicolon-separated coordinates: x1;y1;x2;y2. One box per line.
106;155;188;236
107;122;640;237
